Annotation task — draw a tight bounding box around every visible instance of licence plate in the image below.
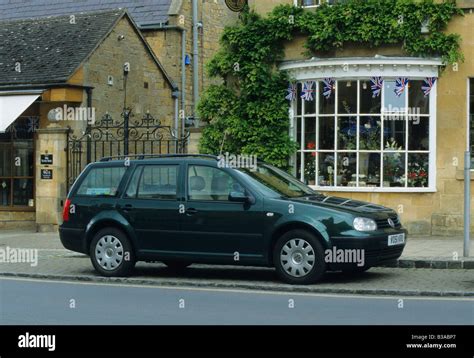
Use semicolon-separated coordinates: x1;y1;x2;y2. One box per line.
388;233;405;246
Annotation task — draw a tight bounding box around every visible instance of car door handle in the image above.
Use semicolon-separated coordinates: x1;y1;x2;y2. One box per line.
122;204;134;212
186;208;198;215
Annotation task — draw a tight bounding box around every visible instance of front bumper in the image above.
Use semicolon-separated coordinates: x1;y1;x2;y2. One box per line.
327;229;407;270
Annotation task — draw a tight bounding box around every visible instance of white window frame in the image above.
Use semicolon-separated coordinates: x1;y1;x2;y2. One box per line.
282;57;440;193
294;0;321;8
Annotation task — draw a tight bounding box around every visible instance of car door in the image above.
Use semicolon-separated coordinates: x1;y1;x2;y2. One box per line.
179;164;265;263
117;163;182;254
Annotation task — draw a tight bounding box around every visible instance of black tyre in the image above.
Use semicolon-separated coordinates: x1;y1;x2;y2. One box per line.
163;261;192;271
273;229;326;285
90;227;136;277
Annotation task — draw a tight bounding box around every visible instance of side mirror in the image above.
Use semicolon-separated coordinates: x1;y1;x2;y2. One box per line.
229;191;252;204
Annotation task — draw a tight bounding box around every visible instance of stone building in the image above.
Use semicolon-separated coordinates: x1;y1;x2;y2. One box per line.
0;1;239;231
0;10;177;230
246;0;474;235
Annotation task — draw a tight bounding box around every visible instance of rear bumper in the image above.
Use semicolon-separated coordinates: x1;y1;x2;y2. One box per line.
59;226;87;254
328;229;407;270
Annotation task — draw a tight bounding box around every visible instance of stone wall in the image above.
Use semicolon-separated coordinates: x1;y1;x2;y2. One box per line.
143;0;239;122
81;17;175;125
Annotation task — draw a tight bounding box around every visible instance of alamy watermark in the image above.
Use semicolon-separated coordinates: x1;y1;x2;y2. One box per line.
0;246;38;267
217;152;258;171
383;105;421;125
325;246;365;267
18;333;55;351
48;105;96;125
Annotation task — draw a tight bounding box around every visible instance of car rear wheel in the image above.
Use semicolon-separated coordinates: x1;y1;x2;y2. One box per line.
163;261;192;271
90;228;135;277
273;229;326;285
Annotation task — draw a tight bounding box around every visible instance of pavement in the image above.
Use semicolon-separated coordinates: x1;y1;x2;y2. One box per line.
1;277;473;325
0;230;473;297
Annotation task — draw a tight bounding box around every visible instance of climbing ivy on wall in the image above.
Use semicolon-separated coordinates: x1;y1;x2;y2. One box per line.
198;0;463;168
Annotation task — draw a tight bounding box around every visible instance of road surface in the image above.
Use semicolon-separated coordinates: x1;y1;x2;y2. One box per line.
1;277;473;325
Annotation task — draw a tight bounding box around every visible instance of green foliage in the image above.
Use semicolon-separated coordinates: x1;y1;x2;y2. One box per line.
199;0;463;168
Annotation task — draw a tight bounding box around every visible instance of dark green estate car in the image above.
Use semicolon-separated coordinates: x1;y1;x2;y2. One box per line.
59;154;407;285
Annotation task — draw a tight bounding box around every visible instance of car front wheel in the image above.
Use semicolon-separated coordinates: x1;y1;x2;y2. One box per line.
273;229;326;285
90;228;135;277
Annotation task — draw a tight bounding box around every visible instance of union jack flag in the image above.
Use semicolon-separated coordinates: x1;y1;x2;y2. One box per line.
370;77;383;98
421;77;437;97
285;83;297;101
394;77;409;97
300;81;315;101
322;78;335;99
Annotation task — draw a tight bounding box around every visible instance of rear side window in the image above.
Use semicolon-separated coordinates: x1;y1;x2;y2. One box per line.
76;167;126;197
126;165;178;200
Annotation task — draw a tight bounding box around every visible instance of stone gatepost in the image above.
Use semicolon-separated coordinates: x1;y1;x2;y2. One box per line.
35;127;69;232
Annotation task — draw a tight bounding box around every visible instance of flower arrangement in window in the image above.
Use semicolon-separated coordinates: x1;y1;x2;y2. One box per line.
407;161;429;187
304;141;316;184
384;138;405;186
338;125;357;150
359;120;381;150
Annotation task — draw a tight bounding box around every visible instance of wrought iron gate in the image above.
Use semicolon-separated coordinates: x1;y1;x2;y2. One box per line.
66;111;188;189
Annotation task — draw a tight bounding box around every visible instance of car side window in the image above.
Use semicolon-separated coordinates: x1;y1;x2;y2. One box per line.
76;167;126;197
188;165;244;201
135;165;178;200
124;166;143;198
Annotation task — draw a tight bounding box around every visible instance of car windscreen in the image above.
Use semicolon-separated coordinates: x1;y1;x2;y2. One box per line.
235;164;317;198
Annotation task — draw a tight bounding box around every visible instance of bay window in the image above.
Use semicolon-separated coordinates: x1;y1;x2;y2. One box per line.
291;75;435;191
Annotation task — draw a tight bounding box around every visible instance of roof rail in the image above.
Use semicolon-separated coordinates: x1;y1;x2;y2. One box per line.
99;154;218;162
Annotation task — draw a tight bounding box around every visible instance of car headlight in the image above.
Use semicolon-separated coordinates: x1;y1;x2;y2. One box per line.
353;217;377;231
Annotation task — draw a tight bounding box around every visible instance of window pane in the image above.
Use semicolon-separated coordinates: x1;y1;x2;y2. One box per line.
297;83;302;116
409;80;429;115
337;152;356;187
383;117;406;150
383;80;406;112
296;117;302;149
304;93;316;115
360;79;381;113
338;80;357;114
0;179;11;206
383;153;406;187
125;167;143;198
318;117;334;150
13;140;34;177
13;178;33;206
337;117;357;150
138;165;178;200
303;152;316;185
360;116;381;150
188;166;243;201
408;117;429;150
0;143;12;177
317;152;334;186
300;0;319;6
76;167;126;196
296;152;302;181
319;81;335;114
359;153;381;187
408;153;429;187
304;117;316;150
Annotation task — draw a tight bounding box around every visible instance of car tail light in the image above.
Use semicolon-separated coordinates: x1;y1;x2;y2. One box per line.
63;199;71;222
